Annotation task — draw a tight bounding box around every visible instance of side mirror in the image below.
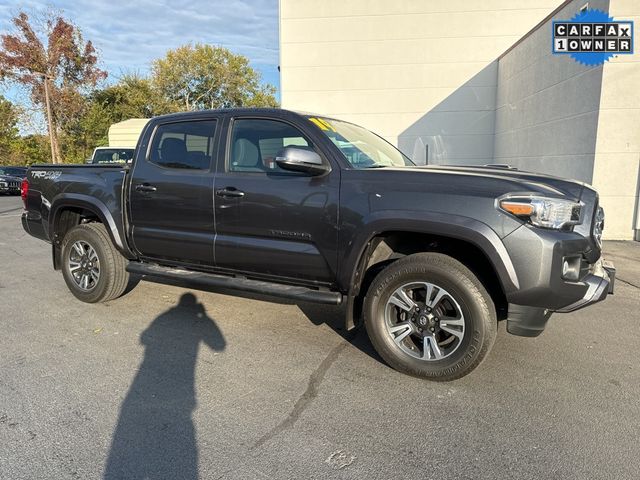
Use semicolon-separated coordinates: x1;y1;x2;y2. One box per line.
275;147;329;175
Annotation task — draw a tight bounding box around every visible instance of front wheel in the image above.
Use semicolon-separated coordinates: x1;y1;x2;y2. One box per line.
61;223;130;303
363;253;496;381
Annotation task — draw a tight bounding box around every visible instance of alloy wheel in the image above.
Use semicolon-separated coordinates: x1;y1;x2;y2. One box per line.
68;240;100;291
384;282;465;361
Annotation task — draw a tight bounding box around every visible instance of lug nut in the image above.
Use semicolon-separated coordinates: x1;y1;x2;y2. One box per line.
430;327;435;332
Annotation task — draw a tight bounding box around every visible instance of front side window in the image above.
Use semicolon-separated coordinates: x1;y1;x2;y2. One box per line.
229;119;313;173
149;120;217;170
308;117;413;169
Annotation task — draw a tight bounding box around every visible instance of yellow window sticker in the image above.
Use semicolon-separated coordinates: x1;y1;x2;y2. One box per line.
309;117;336;132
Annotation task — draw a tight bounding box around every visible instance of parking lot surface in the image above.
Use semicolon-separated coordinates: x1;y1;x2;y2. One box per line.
1;194;639;479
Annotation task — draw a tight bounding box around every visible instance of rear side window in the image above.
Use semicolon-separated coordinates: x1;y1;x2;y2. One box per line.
149;120;217;170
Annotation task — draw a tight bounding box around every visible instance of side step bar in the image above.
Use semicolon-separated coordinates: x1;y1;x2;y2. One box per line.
126;262;343;305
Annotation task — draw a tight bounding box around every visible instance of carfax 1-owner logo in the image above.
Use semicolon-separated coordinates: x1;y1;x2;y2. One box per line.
553;9;634;65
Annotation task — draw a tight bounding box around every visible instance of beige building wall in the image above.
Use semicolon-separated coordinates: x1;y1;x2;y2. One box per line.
280;0;564;162
591;0;640;240
108;119;150;148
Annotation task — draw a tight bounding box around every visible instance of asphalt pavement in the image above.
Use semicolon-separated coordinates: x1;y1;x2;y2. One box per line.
1;194;639;479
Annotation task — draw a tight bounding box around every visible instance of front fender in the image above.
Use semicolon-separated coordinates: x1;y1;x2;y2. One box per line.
339;211;519;295
49;193;134;258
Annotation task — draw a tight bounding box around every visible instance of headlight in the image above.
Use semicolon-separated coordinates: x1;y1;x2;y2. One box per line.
499;195;583;230
593;206;604;247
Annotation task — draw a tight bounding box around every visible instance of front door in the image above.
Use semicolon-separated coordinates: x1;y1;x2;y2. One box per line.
213;116;339;284
129;118;218;265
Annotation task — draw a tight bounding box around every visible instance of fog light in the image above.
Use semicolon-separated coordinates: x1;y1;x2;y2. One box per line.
562;256;581;281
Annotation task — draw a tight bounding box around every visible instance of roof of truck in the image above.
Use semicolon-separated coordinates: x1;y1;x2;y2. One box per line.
151;108;325;121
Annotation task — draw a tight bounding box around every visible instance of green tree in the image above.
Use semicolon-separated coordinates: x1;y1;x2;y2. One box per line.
0;95;20;164
0;10;106;163
58;75;171;163
151;44;277;111
90;74;171;121
10;134;51;165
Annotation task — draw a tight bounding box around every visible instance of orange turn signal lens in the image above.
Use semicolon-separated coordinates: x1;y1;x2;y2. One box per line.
500;201;535;216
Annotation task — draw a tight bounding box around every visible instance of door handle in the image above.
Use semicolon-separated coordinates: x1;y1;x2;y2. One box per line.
135;183;157;193
216;187;245;198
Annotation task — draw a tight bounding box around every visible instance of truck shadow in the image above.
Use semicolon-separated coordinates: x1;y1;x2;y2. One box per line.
130;276;383;366
295;302;383;363
104;292;225;480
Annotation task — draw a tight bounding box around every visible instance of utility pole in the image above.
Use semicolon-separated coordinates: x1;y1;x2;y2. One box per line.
41;74;57;164
32;71;57;164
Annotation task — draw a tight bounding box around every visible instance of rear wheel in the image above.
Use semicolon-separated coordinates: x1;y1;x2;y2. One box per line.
364;253;496;381
61;223;129;303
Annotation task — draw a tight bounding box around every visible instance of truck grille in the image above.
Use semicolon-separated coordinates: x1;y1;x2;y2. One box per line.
9;181;19;189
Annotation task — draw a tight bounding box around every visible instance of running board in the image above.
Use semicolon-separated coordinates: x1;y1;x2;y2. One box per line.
126;262;343;305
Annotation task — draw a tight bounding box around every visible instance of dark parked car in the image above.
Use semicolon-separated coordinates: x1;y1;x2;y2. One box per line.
20;109;614;380
0;166;28;179
0;170;22;195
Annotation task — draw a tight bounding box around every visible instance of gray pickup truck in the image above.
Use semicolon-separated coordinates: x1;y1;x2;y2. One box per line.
21;108;615;380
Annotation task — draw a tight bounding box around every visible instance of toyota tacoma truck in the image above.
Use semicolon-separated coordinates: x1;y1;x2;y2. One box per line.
20;108;615;380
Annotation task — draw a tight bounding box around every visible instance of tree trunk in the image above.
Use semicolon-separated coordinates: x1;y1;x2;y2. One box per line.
52;126;62;164
42;77;59;164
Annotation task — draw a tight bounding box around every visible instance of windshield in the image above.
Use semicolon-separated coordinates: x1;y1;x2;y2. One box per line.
308;117;413;169
0;167;26;177
92;148;134;164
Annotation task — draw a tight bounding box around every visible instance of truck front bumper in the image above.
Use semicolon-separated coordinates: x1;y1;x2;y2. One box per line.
555;259;615;312
502;224;615;337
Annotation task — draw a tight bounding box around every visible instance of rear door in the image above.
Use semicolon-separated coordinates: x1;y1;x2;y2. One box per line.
213;114;340;284
128;117;219;265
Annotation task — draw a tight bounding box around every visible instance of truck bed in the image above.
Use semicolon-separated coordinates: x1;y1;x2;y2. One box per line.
23;164;128;244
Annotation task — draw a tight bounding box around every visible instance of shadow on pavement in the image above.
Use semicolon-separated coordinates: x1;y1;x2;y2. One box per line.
296;302;383;364
127;275;383;366
104;292;225;480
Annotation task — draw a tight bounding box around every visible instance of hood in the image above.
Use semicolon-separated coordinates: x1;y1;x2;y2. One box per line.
408;165;586;200
0;174;21;182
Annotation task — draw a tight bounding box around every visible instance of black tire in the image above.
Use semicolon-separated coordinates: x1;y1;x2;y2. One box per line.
61;223;130;303
363;252;496;381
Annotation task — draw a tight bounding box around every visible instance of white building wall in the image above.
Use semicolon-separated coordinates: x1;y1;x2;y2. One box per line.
591;0;640;239
108;119;150;148
493;0;609;184
280;0;563;164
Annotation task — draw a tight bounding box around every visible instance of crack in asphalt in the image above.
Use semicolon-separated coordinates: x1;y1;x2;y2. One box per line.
253;340;349;449
616;276;640;290
0;206;22;215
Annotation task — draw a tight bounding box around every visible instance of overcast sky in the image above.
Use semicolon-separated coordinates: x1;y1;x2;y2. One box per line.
0;0;280;100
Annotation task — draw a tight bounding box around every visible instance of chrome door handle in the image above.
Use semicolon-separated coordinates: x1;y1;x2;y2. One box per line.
135;184;157;192
216;187;245;198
